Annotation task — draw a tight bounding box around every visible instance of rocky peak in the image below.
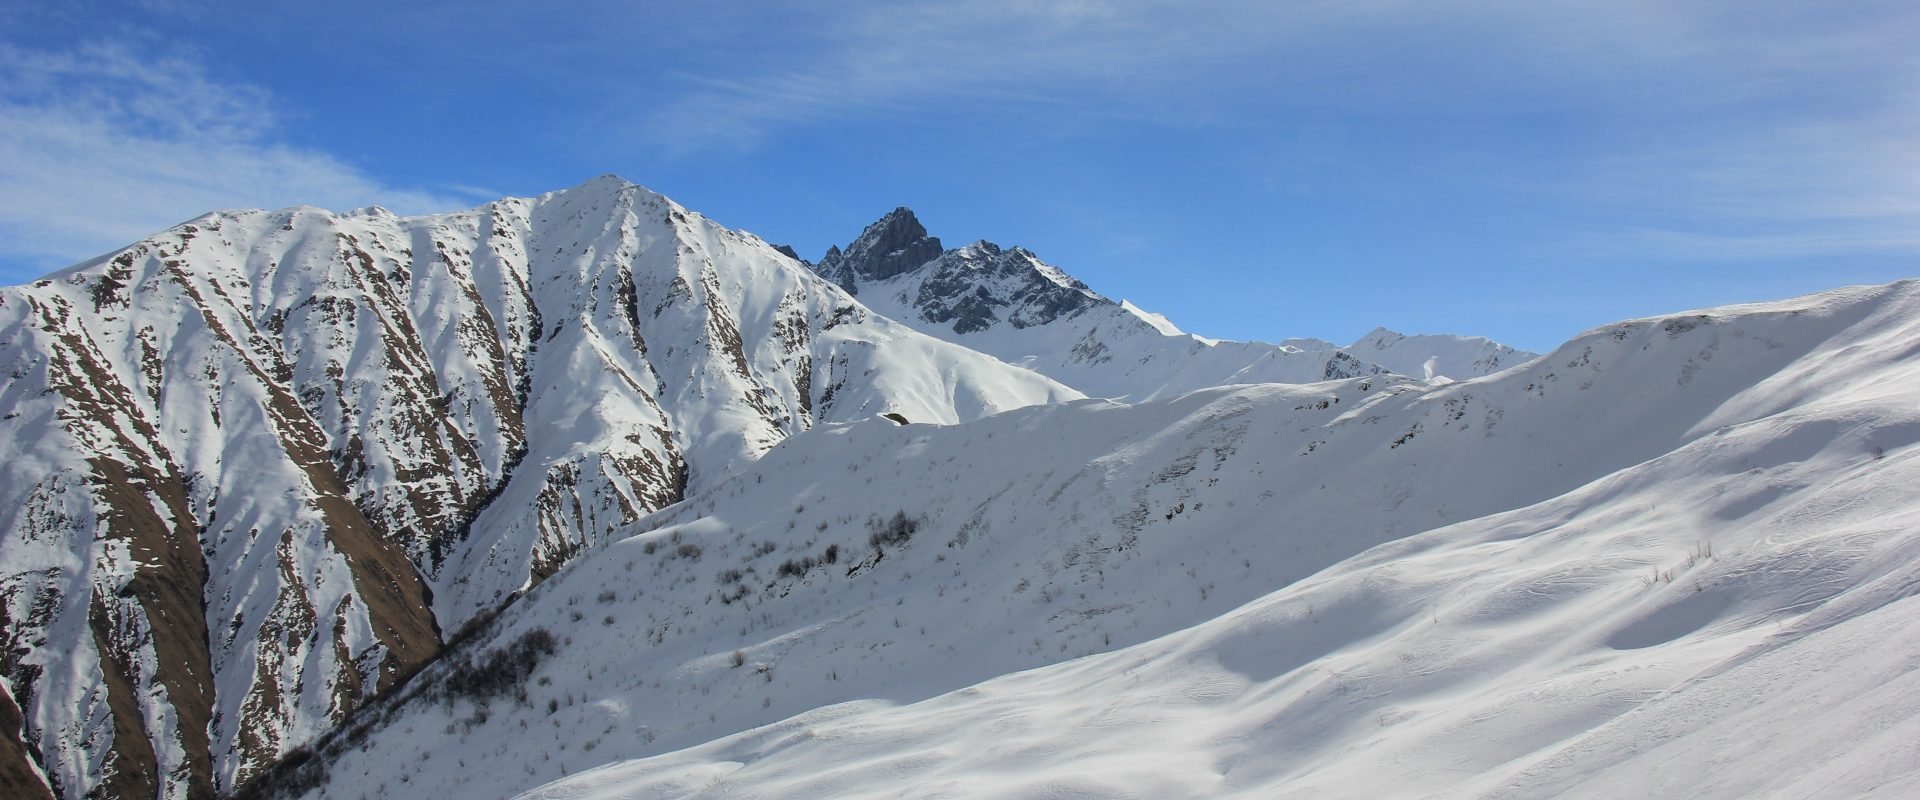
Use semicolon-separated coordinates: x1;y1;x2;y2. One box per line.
904;240;1105;335
814;207;944;293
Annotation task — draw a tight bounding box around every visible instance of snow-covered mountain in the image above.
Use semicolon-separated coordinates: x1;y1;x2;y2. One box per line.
245;279;1920;799
806;207;1536;399
1291;326;1531;384
0;176;1076;798
7;175;1915;800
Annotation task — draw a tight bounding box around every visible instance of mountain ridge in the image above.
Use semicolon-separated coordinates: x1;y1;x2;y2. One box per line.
3;176;1904;800
804;207;1537;399
253;277;1920;799
0;176;1076;796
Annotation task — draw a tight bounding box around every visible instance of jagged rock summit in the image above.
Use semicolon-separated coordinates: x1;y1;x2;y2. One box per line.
813;207;945;292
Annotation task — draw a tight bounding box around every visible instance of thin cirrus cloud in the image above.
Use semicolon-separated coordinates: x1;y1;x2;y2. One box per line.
1593;228;1920;263
2;1;1914;285
637;1;1331;151
1572;121;1920;261
0;41;480;281
636;1;1920;261
637;1;1672;149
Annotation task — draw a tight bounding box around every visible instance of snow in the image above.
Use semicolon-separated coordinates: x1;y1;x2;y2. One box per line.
814;218;1536;400
4;173;1914;799
848;255;1380;400
1344;326;1533;384
285;278;1920;800
1119;299;1184;336
0;175;1077;795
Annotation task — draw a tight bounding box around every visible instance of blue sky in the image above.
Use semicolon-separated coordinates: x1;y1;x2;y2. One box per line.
3;1;1916;352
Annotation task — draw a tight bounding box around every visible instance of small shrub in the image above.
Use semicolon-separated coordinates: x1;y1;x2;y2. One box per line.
868;511;921;550
444;627;560;706
730;650;746;668
444;604;504;650
676;542;703;560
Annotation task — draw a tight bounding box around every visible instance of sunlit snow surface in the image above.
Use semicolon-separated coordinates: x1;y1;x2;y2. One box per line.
0;175;1080;795
303;281;1920;799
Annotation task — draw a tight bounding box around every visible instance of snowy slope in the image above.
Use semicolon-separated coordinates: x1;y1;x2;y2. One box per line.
809;208;1537;399
0;176;1075;798
1341;326;1532;383
261;280;1920;799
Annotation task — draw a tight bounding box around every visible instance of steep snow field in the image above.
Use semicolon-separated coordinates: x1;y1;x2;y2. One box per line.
280;280;1920;799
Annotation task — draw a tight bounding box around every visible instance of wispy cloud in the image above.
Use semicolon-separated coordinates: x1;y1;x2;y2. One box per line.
638;1;1660;150
640;0;1294;151
1568;108;1920;261
0;41;483;281
1582;227;1920;263
638;0;1920;261
4;3;1914;280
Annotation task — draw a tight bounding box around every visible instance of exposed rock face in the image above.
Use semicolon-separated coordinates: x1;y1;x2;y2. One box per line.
909;243;1098;334
814;208;945;293
0;682;53;799
268;278;1920;800
0;176;1075;798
